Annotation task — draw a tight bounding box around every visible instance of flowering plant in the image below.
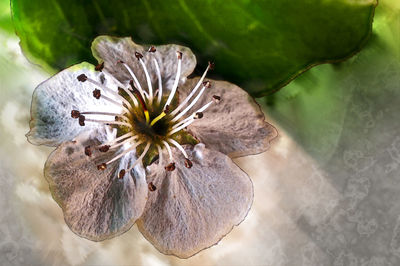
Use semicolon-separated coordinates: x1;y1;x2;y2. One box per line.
27;36;277;258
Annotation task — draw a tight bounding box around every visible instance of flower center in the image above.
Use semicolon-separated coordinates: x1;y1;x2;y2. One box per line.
71;47;219;178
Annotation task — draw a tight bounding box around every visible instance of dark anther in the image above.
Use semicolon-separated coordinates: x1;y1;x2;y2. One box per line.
115;116;120;121
148;182;157;191
164;105;170;113
135;52;143;59
97;163;107;170
100;74;106;84
95;62;104;72
184;158;193;168
84;146;92;157
77;74;88;82
99;145;110;152
93;89;101;99
71;110;80;118
78;115;86;126
148;46;156;53
208;61;215;70
203;81;211;88
118;169;126;179
165;162;176;171
212;95;221;103
177;51;182;59
194;112;203;119
116;59;124;64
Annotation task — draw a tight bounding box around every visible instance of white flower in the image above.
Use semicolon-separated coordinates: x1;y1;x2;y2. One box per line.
27;36;277;258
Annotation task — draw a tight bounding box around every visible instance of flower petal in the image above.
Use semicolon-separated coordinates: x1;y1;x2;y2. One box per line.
137;144;253;258
27;62;122;146
44;131;148;241
180;77;278;158
91;36;196;89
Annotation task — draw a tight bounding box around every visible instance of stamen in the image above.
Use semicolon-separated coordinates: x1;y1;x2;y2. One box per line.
142;90;150;99
99;132;134;147
93;89;101;99
148;46;156;53
71;110;80;118
100;74;106;84
99;145;110;152
162;140;173;161
77;74;88;82
194;112;203;119
126;142;151;171
105;140;144;165
103;70;126;87
118;169;126;179
99;69;139;107
164;51;182;109
137;53;154;102
148;182;157;191
114;115;130;124
165;162;176;171
135;52;143;60
130;81;150;123
171;81;211;123
184;158;193;169
213;95;221;103
84;146;92;157
85;76;133;109
172;100;213;129
118;87;139;107
118;60;146;100
97;163;107;170
95;62;104;72
94;90;131;114
170;63;211;116
109;136;137;149
156;145;163;166
78;115;85;126
168;139;188;158
153;58;163;104
79;111;122;116
81;118;132;128
169;118;196;136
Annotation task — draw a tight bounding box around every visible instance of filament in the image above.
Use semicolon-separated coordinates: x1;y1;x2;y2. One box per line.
164;52;182;109
170;65;210;116
126;142;151;171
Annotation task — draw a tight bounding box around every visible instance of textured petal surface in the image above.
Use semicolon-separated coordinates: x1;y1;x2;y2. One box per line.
137;144;253;258
179;77;278;158
91;36;196;90
27;62;122;146
44;131;148;241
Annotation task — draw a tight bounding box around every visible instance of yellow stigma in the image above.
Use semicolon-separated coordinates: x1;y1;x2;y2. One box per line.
150;111;166;126
144;110;150;123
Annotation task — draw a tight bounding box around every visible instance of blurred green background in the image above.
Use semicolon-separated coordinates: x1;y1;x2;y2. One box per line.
10;0;377;96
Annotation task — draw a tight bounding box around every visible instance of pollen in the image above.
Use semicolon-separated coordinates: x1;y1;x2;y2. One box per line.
84;146;92;157
148;182;157;191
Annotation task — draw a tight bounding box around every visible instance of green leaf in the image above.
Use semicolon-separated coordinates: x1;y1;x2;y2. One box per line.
11;0;376;96
0;0;13;32
262;0;400;163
